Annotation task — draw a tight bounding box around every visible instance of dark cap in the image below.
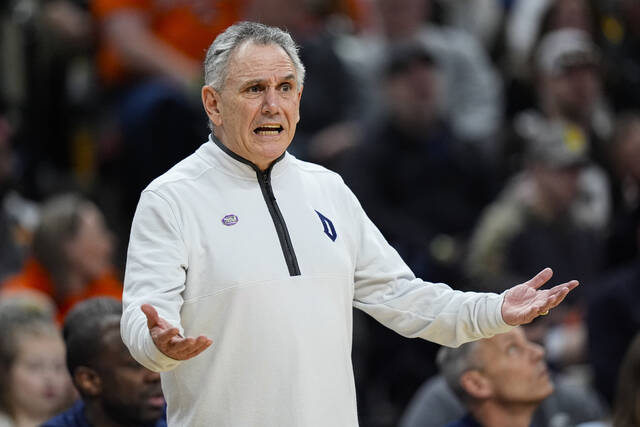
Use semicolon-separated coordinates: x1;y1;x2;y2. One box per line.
384;41;437;77
526;120;590;168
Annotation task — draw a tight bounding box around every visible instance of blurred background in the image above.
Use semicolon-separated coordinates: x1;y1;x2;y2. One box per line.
0;0;639;426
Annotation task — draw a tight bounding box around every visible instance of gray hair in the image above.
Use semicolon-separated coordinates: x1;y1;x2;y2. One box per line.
436;341;482;403
204;21;306;91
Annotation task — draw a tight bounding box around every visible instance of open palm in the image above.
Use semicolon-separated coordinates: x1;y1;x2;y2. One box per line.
501;268;579;326
142;304;213;360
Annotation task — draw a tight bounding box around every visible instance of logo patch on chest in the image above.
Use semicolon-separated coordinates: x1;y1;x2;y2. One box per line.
315;210;337;242
221;214;239;226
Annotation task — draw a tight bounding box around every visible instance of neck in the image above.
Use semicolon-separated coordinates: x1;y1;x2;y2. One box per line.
56;271;88;301
470;400;537;427
529;179;569;221
543;97;589;129
85;401;136;427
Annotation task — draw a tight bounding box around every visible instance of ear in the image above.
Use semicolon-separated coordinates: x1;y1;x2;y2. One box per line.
295;84;303;123
74;366;102;397
202;85;223;127
460;370;493;400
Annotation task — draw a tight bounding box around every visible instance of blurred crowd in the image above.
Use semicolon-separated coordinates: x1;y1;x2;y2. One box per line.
0;0;639;426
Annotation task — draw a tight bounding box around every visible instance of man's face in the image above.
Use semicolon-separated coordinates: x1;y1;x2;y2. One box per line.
474;328;553;404
533;164;581;214
385;59;441;132
65;204;114;283
204;41;303;170
96;327;165;424
546;65;600;122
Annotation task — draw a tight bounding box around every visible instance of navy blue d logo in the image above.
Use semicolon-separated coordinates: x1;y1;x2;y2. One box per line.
315;210;337;242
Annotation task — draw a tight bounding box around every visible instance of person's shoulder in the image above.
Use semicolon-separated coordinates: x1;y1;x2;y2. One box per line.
41;400;89;427
287;155;345;184
145;149;212;193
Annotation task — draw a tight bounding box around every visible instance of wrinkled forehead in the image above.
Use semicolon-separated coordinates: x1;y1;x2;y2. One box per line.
478;328;526;357
227;41;297;82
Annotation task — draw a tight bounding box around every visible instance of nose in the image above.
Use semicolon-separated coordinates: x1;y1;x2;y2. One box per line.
261;88;279;115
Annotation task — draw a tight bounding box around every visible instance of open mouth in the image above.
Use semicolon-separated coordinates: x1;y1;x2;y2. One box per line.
254;125;283;136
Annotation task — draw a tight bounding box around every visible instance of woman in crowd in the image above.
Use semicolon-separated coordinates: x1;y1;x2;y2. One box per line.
0;194;122;323
0;301;74;427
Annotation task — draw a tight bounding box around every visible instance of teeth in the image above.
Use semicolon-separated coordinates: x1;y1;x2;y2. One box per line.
255;125;282;135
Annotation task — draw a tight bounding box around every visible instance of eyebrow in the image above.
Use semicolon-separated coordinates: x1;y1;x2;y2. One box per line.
241;74;297;88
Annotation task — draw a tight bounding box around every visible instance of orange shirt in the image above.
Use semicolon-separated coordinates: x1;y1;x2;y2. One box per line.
92;0;242;85
1;258;123;324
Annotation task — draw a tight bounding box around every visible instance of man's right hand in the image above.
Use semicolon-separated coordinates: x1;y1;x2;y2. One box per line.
141;304;212;360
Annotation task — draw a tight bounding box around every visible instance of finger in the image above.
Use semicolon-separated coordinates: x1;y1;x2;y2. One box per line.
141;304;160;329
178;338;213;360
549;280;579;294
545;287;572;310
525;268;553;290
535;287;571;315
154;327;182;347
167;335;212;357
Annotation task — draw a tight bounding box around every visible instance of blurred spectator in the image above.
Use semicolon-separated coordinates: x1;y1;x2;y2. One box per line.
1;0;95;198
0;99;39;281
503;0;599;115
605;113;640;268
467;119;604;372
437;327;553;427
341;41;496;427
0;301;74;427
585;114;640;406
612;332;640;427
400;335;606;427
0;193;121;323
510;28;614;181
587;254;640;405
91;0;243;230
437;0;503;50
467;119;604;296
338;0;503;152
343;41;495;284
43;297;166;427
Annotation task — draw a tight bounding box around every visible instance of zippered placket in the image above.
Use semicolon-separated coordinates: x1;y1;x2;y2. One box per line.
257;167;301;276
210;135;300;276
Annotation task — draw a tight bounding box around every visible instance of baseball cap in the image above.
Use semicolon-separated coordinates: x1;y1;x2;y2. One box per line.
526;120;590;168
384;40;437;77
536;29;599;76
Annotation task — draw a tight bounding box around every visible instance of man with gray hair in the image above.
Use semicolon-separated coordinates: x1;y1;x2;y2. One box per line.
121;21;578;426
438;327;553;427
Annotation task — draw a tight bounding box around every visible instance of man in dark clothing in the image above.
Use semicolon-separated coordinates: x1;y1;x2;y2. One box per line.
587;259;640;405
43;297;166;427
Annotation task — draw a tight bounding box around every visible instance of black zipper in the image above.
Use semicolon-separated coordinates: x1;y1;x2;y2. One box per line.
257;167;301;276
211;136;301;276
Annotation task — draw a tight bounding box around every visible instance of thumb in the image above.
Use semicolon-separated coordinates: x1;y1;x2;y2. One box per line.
141;304;159;329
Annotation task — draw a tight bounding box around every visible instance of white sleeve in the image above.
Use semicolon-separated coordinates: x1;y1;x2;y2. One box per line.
121;190;188;372
349;189;513;347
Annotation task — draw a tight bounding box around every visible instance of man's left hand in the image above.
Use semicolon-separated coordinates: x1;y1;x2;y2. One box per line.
501;268;579;326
